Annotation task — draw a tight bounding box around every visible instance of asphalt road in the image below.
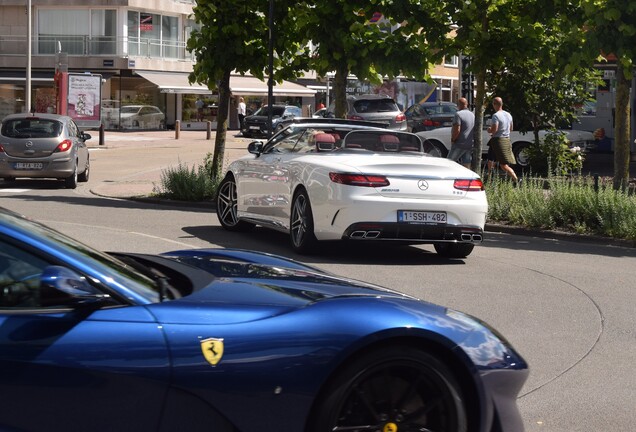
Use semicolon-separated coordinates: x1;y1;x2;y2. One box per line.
1;130;635;431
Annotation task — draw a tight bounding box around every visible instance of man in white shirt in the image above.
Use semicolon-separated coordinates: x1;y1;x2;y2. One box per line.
238;97;247;132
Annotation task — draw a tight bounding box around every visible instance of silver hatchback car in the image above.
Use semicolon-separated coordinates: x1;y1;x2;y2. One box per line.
326;94;407;131
0;113;90;189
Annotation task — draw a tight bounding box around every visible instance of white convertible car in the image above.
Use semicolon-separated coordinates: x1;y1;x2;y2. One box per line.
217;119;488;258
416;123;595;168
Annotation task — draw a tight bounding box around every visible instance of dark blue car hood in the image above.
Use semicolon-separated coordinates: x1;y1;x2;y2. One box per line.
147;249;418;324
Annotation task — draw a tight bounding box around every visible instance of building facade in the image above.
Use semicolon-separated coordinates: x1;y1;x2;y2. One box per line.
0;0;459;130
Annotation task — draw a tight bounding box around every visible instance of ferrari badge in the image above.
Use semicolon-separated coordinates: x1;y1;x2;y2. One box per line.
200;338;224;366
383;423;398;432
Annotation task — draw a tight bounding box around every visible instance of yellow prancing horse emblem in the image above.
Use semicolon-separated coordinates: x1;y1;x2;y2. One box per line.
200;338;224;366
383;423;398;432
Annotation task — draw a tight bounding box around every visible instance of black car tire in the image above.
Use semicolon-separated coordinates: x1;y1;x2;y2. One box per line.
290;188;318;254
216;175;254;232
309;346;467;432
78;156;90;182
434;242;475;258
64;165;78;189
422;139;448;158
513;142;530;169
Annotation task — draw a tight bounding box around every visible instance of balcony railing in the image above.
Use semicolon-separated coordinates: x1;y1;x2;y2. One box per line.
0;34;195;61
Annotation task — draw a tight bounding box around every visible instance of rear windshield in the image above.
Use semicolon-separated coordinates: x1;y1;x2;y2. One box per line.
353;99;399;113
1;118;63;138
423;104;457;115
255;106;286;116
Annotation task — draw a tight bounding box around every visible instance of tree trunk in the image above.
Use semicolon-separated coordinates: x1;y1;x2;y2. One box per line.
212;69;231;179
613;62;631;191
333;63;349;119
471;68;487;173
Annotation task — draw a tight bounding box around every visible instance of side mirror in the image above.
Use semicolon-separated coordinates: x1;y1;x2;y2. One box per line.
247;141;264;155
40;266;111;307
82;133;92;141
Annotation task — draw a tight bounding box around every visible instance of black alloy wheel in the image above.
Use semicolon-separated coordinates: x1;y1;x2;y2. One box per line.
309;346;467;432
216;175;253;232
290;189;317;254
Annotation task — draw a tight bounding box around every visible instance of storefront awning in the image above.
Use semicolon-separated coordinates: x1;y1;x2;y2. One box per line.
135;71;316;96
135;71;212;95
230;75;316;96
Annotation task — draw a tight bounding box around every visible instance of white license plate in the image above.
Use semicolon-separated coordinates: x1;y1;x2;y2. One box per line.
398;210;447;223
249;126;260;130
14;162;43;170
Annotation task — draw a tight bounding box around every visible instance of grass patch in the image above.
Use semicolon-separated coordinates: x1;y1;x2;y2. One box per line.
486;174;636;241
153;153;221;201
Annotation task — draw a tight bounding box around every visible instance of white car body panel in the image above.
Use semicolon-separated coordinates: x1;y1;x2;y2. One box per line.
228;147;487;242
417;126;595;156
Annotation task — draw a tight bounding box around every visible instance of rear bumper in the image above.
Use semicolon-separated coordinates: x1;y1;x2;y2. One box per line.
0;157;75;179
342;222;484;244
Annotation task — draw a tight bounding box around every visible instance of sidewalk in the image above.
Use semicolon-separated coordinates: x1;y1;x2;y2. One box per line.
87;129;249;199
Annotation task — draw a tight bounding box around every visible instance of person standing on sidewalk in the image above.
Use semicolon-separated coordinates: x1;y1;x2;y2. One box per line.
237;97;247;132
447;97;474;169
486;97;519;183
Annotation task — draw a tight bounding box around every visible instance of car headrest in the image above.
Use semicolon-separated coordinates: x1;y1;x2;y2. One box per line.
379;134;400;151
315;133;336;152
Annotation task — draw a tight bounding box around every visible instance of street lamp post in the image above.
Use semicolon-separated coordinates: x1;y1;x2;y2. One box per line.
26;0;32;113
267;0;274;138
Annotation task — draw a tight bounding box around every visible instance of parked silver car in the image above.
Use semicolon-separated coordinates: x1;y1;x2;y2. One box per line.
325;94;407;131
119;105;166;130
0;113;90;188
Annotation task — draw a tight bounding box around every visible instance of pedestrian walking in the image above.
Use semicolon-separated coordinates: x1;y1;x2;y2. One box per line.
195;97;205;121
238;97;247;132
447;97;474;169
486;97;519;183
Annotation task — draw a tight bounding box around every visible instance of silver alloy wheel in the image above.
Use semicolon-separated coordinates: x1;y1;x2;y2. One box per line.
290;190;317;253
291;193;309;247
217;178;239;227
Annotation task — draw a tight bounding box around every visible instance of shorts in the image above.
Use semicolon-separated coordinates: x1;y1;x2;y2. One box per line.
487;137;516;165
447;147;472;164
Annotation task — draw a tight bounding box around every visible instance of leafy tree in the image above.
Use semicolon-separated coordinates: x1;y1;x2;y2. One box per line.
187;0;308;177
579;0;636;190
295;1;449;117
486;59;601;146
445;0;593;172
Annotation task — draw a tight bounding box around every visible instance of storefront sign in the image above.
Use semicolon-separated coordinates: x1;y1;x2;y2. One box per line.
140;14;153;31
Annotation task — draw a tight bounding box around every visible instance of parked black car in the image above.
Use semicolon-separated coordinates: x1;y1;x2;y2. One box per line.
405;101;457;132
241;105;302;138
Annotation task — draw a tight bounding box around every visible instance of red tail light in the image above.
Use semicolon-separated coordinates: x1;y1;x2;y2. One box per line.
330;172;390;187
347;115;364;121
423;119;441;127
0;144;4;152
395;113;406;122
454;179;484;191
54;139;73;153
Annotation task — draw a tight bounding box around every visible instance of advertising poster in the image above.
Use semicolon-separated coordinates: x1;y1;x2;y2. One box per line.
67;73;102;128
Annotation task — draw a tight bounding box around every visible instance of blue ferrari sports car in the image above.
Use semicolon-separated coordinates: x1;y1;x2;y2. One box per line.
0;207;528;432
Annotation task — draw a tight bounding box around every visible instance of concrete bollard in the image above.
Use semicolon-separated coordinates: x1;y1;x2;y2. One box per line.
175;120;180;140
206;121;212;140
